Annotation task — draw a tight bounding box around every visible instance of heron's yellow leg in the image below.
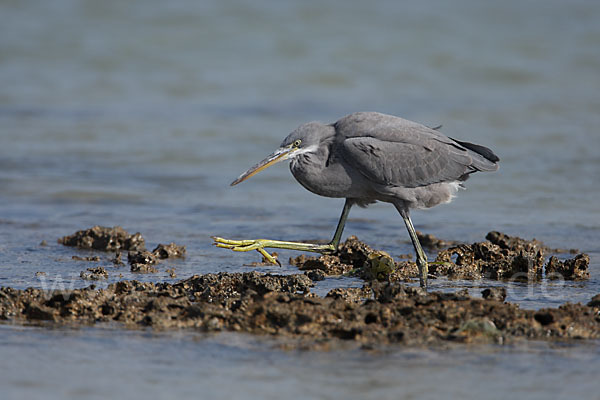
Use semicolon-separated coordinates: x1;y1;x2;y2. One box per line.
212;237;337;266
212;200;353;266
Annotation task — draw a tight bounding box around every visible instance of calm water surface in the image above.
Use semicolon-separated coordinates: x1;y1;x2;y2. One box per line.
1;0;599;398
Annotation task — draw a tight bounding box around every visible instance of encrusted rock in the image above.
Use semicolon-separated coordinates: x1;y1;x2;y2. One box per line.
545;254;590;280
59;226;145;252
152;243;186;259
290;233;559;284
80;267;109;281
362;251;396;281
486;231;578;254
290;236;373;276
486;231;546;254
481;287;507;302
304;269;326;281
128;250;158;266
0;274;599;348
325;287;372;303
416;230;459;249
72;255;101;262
290;237;418;282
131;264;159;274
587;294;600;308
128;250;159;273
434;235;545;281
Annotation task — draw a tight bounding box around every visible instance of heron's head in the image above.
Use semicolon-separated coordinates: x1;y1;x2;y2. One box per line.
231;122;330;186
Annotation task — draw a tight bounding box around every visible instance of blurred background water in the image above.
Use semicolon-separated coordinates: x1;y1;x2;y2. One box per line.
1;0;599;399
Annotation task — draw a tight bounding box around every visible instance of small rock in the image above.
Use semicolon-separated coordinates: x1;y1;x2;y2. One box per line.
152;243;186;259
416;231;459;249
325;287;371;303
481;287;507;302
111;251;124;267
246;252;280;266
25;303;56;321
166;268;177;278
131;263;159;274
452;318;501;342
80;267;109;280
305;269;326;281
534;311;554;326
430;246;481;279
435;236;544;281
58;226;145;252
295;254;354;275
545;254;590;280
72;255;100;262
486;231;545;254
128;250;158;266
587;294;600;308
486;231;578;255
363;251;396;281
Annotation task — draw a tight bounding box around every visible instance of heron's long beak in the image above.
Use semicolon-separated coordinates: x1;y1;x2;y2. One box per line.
231;146;295;186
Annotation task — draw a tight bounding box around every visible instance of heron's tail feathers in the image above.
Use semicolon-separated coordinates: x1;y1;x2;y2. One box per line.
451;138;500;172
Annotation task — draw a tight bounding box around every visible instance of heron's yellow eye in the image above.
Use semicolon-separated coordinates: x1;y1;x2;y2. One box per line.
293;139;302;147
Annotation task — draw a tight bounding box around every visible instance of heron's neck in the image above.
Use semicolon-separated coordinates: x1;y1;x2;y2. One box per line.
293;138;333;168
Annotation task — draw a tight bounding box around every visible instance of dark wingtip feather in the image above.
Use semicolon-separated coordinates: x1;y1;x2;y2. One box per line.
450;138;500;163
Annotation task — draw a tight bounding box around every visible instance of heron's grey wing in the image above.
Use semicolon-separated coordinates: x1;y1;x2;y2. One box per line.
335;112;453;144
335;112;498;187
340;136;473;188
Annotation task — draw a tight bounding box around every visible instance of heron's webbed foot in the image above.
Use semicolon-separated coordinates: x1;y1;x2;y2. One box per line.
212;237;282;266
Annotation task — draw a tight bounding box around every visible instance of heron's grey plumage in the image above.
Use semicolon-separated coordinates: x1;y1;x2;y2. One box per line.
286;112;498;210
221;111;499;289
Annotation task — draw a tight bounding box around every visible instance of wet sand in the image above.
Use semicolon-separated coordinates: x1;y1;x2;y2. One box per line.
0;227;596;350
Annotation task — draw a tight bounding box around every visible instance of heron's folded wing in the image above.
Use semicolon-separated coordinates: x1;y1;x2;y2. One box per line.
341;136;473;188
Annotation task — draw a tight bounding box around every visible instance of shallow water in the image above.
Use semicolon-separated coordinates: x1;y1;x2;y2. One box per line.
1;324;599;400
1;0;599;398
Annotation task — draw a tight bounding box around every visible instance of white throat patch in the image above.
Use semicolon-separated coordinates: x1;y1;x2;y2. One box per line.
291;144;319;158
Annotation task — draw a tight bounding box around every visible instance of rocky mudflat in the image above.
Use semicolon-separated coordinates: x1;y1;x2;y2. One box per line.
290;232;589;283
0;228;594;350
0;272;599;350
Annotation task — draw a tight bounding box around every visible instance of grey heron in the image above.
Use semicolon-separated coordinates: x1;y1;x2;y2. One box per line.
213;112;499;288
